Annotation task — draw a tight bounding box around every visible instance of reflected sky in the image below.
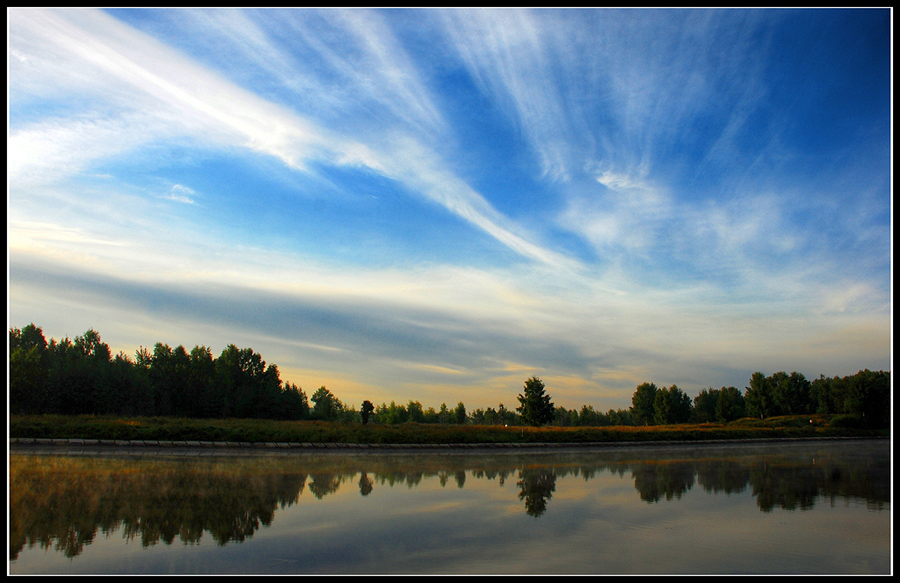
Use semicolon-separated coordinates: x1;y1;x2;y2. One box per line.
9;440;891;574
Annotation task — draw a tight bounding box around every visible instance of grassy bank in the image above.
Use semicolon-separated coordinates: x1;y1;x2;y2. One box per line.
8;414;887;445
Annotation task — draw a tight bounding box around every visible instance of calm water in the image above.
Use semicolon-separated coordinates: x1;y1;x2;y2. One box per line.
8;439;891;574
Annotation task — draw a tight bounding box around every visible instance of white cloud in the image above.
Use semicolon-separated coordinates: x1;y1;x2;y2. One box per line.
439;9;579;181
9;8;570;271
8;9;891;410
163;184;197;204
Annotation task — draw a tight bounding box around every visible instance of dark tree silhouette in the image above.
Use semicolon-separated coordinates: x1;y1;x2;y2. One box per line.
516;377;555;427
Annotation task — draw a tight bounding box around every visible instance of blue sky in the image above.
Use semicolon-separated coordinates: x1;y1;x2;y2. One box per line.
8;8;892;412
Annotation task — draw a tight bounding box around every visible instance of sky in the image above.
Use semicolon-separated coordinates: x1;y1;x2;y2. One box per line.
7;8;893;412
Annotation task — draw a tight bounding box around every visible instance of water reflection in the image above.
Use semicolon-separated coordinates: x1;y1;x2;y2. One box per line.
517;468;556;517
9;440;890;562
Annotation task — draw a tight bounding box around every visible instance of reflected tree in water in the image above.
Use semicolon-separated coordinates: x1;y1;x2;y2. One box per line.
631;462;695;503
358;472;373;496
308;473;344;499
10;444;890;560
517;468;557;517
750;462;826;512
695;460;750;495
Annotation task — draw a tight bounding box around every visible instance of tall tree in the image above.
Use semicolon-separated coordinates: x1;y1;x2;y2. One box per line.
715;386;746;422
516;377;555;427
406;400;425;423
311;386;343;421
810;375;835;415
631;382;658;425
692;388;719;423
281;382;309;420
10;324;49;414
654;385;691;425
454;401;467;425
844;369;890;428
745;372;774;419
772;371;811;416
360;400;375;424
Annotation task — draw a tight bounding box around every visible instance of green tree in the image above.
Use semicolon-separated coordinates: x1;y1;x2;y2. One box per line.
608;408;633;426
715;386;746;422
380;401;408;424
51;329;112;416
454;401;467;425
105;351;153;417
844;369;890;428
360;400;375;424
497;403;516;426
631;382;658;425
423;406;439;424
691;388;719;423
406;400;425;423
654;385;691;425
769;371;810;415
311;386;343;421
215;344;265;418
10;344;45;414
10;323;49;413
745;372;774;419
212;344;284;419
282;382;309;420
187;345;217;418
810;375;835;415
516;377;555;427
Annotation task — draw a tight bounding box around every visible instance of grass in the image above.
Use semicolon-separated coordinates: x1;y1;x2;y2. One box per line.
8;413;887;445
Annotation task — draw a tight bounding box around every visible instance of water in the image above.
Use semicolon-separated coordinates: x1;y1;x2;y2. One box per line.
8;439;891;574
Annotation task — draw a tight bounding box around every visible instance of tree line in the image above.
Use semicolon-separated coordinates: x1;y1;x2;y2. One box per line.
9;324;890;428
624;370;890;429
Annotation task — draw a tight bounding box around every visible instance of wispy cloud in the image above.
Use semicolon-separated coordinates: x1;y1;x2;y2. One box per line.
163;184;197;204
10;8;570;271
439;9;580;181
8;8;890;410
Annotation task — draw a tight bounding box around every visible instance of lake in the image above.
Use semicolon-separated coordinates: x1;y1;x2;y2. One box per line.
8;438;891;574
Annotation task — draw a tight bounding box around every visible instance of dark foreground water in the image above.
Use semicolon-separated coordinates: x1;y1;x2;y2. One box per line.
8;438;891;574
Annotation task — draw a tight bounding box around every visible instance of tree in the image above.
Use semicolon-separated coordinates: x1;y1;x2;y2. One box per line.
631;382;658;425
423;406;439;424
187;346;217;418
654;385;691;425
810;375;835;415
692;388;719;423
516;377;555;427
777;372;811;415
454;402;467;425
715;386;746;422
360;400;375;424
215;344;270;418
406;400;425;423
379;401;408;424
745;372;774;419
282;382;310;420
10;343;44;414
311;386;343;421
844;369;890;428
10;323;49;413
52;329;113;416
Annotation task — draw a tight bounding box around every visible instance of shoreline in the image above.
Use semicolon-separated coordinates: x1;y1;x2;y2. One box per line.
8;435;885;457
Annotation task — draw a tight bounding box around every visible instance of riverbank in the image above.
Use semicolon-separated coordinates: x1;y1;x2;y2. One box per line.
9;434;888;459
9;413;887;448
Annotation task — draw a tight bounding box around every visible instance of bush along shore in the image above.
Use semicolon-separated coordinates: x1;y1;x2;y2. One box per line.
9;414;888;447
